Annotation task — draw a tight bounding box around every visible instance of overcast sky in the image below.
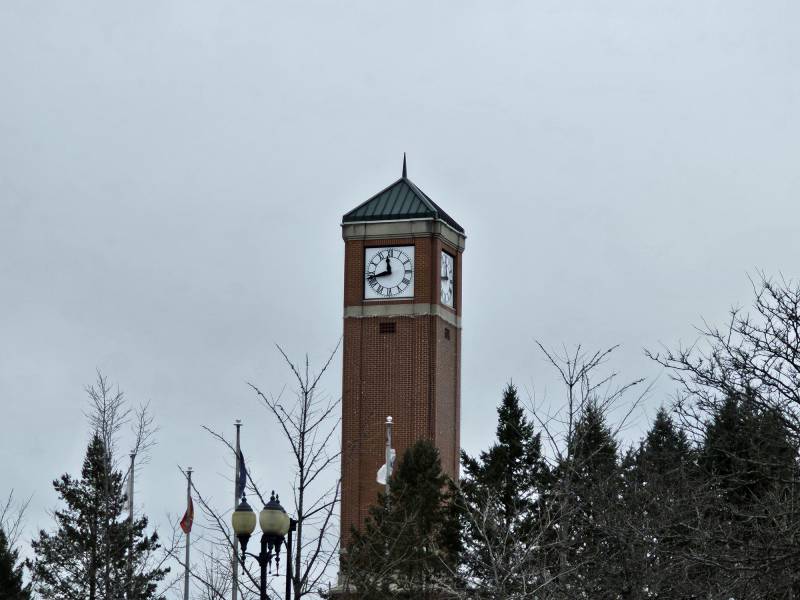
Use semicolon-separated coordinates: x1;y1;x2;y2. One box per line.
1;0;799;567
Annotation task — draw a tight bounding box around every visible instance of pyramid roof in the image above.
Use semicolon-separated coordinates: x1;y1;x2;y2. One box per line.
342;175;464;234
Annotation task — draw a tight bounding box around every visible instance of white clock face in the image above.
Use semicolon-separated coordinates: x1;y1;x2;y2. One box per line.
364;246;415;299
440;251;454;307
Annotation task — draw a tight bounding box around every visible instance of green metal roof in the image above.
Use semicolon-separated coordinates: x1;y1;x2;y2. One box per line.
342;176;464;233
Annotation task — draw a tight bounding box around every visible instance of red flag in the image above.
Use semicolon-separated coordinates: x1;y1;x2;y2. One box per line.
180;496;194;534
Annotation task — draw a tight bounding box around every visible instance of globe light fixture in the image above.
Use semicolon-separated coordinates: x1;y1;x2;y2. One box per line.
231;491;297;600
232;496;257;552
260;493;290;538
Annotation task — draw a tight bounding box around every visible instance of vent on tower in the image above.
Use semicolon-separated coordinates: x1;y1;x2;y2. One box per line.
444;327;451;340
379;322;396;334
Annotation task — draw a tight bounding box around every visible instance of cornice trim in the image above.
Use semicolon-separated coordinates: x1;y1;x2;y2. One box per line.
344;303;461;328
342;219;466;251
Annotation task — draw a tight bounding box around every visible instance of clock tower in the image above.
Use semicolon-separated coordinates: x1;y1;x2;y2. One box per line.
340;159;465;546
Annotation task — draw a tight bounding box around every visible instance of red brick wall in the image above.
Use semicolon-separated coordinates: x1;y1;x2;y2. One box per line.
434;318;460;478
340;230;462;548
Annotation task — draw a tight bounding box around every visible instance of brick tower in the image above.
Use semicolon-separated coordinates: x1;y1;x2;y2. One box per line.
339;158;465;547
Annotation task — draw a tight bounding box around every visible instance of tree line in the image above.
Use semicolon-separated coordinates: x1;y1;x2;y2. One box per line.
340;275;800;599
0;374;168;600
0;346;342;600
2;274;799;599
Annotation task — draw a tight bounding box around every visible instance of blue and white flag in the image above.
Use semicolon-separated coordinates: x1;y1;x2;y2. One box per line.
376;449;396;485
236;449;247;499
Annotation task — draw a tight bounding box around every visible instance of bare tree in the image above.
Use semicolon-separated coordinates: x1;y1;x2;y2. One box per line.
450;488;573;600
647;273;800;443
530;343;646;459
0;490;32;553
183;343;342;600
248;343;341;600
84;371;161;600
525;343;649;597
85;370;157;468
646;274;800;597
160;470;266;600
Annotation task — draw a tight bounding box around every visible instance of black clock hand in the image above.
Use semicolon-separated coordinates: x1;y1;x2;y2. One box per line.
385;257;392;275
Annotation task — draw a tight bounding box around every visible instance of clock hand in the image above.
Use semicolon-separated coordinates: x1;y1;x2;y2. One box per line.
385;257;392;275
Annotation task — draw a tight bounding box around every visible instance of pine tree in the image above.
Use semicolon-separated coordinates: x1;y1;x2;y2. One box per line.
645;275;800;594
566;402;618;484
462;383;549;525
29;434;167;600
702;392;796;506
342;440;459;599
691;393;800;595
0;528;30;600
459;383;551;597
620;407;696;597
637;407;692;478
553;402;622;596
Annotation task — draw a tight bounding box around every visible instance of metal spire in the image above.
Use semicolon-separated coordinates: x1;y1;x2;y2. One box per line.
402;153;407;178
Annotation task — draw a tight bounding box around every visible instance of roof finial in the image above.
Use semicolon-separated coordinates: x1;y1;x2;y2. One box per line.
402;152;407;178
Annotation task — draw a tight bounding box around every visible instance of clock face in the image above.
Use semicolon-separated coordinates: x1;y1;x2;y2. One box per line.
440;251;454;307
364;246;415;299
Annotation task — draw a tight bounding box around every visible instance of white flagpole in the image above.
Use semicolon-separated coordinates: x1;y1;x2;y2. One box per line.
128;452;135;600
184;467;192;600
385;416;393;498
232;420;242;600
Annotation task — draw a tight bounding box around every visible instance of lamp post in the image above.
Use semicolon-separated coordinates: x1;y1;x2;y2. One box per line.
232;491;292;600
284;517;297;600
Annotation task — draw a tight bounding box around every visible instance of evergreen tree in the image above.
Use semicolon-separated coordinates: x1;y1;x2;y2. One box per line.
628;407;694;541
702;392;796;506
553;402;623;597
462;383;549;525
342;440;459;599
691;392;800;596
620;408;697;597
566;402;618;483
29;434;167;600
637;407;692;477
0;528;30;600
459;383;551;597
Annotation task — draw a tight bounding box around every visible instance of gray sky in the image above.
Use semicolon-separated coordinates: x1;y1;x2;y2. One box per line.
1;0;799;571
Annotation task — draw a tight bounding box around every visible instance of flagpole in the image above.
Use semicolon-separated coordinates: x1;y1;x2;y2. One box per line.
385;416;393;499
233;420;242;600
184;467;192;600
128;452;136;600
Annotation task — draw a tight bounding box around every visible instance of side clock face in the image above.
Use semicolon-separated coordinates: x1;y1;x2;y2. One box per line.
364;246;415;299
440;251;454;307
